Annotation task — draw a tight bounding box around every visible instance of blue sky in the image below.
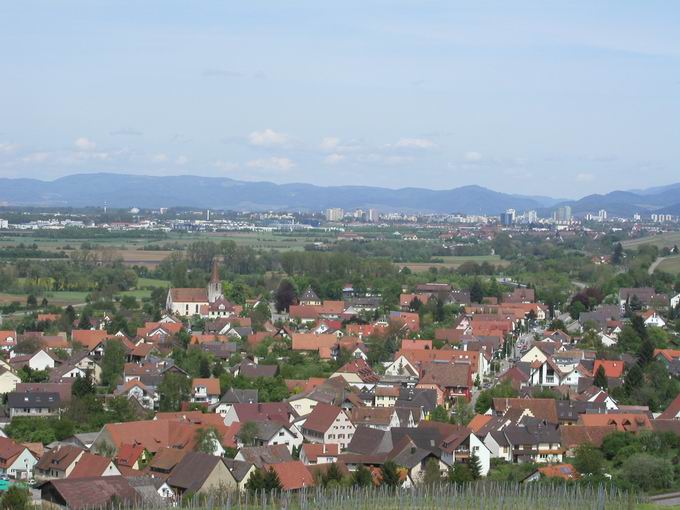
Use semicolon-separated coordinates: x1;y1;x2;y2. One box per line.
1;1;679;198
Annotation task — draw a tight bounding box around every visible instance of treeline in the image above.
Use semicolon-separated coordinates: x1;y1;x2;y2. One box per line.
0;244;68;259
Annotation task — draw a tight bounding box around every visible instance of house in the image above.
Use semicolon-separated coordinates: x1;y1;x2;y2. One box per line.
299;287;322;306
238;362;279;380
0;367;21;394
489;398;559;423
223;402;297;427
619;287;668;311
592;360;624;379
330;358;379;391
291;333;338;359
300;443;339;465
114;444;147;471
70;329;111;358
114;380;159;410
642;310;666;328
578;413;652;432
9;349;57;372
35;445;85;480
68;452;121;478
236;421;302;453
235;444;293;468
264;461;315;491
50;351;103;384
0;437;37;480
416;361;473;404
92;420;203;456
167;452;237;497
501;419;562;464
215;388;258;417
0;331;17;351
7;391;61;418
40;476;141;509
350;408;400;431
671;293;680;310
560;425;616;456
192;378;221;405
524;463;580;483
374;385;400;408
222;459;256;492
301;403;356;449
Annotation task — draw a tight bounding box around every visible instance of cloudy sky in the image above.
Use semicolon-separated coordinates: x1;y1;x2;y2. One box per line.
1;1;679;198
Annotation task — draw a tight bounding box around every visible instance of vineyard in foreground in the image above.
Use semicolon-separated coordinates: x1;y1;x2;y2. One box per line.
119;483;642;510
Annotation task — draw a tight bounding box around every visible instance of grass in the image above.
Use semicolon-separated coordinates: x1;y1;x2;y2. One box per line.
397;255;510;273
656;256;680;275
622;232;680;250
137;277;170;288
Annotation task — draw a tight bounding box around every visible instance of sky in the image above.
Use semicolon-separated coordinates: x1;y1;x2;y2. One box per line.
1;1;679;198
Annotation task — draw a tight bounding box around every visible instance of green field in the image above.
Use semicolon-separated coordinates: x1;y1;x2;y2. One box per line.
136;277;170;288
622;232;680;250
397;255;509;273
657;256;680;275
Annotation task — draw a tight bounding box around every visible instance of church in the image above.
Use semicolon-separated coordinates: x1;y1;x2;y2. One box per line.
166;259;231;317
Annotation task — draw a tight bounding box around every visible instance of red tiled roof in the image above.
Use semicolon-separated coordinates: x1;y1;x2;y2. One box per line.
0;438;27;469
192;378;221;396
115;444;145;468
593;360;624;378
169;288;209;303
301;443;339;463
292;333;337;352
302;403;343;434
71;330;110;350
264;461;315;491
578;413;652;432
68;453;115;478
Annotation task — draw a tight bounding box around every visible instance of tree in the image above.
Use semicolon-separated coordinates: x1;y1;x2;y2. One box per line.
430;405;449;423
475;381;517;414
469;453;482;480
352;464;373;487
72;372;95;397
238;421;259;447
638;337;655;367
245;468;265;493
26;294;37;308
451;397;474;426
195;426;223;454
274;280;297;312
101;339;126;389
1;485;30;510
612;242;624;265
322;462;344;487
573;443;603;476
158;372;191;411
423;458;442;485
263;467;283;491
448;463;473;483
470;279;484;304
621;453;673;491
380;461;400;487
594;365;608;390
624;364;643;395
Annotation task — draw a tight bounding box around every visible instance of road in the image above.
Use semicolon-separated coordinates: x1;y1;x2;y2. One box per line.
648;255;679;275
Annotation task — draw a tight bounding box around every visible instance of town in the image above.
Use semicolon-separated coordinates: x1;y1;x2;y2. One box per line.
0;207;678;508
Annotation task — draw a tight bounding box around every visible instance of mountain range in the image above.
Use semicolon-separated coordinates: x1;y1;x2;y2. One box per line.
0;173;678;216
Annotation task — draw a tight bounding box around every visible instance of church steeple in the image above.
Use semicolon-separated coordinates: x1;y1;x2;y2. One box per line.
208;258;223;303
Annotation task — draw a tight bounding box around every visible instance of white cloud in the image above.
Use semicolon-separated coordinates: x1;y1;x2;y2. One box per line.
393;138;436;149
358;154;413;165
248;128;290;147
576;172;595;182
247;157;295;171
175;155;189;165
22;152;51;163
0;142;19;154
214;160;240;171
74;137;96;151
320;137;340;151
324;153;345;165
151;153;169;163
464;151;483;162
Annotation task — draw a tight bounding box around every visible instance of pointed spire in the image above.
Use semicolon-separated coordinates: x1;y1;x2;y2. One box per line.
210;258;220;284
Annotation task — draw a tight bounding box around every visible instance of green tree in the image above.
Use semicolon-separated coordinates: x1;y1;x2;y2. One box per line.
72;372;95;397
380;461;401;487
612;243;624;265
469;453;482;480
621;453;673;491
158;372;191;411
1;485;30;510
638;337;655;367
573;443;603;476
322;462;344;487
263;467;283;491
430;405;449;423
274;280;297;313
238;421;259;447
624;364;643;395
101;339;126;389
448;463;473;483
470;279;484;304
352;464;373;488
422;458;442;485
475;381;517;414
594;365;608;390
195;426;223;454
451;397;474;426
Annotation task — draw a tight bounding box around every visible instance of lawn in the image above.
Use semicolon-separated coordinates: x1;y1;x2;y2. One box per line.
656;256;680;275
137;277;170;288
622;232;680;250
397;255;510;273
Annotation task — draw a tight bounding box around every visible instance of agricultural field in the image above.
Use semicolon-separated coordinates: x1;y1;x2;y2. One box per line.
656;256;680;275
622;232;680;250
397;255;509;273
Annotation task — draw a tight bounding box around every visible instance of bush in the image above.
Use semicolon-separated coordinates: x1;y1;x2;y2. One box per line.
620;453;673;491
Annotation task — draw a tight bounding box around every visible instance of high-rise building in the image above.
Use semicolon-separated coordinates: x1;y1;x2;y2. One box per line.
0;219;7;229
367;209;379;222
500;209;516;226
325;208;344;222
554;206;572;223
598;209;607;221
526;210;538;224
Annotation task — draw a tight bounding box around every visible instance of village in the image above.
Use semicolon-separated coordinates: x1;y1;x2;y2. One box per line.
0;227;677;509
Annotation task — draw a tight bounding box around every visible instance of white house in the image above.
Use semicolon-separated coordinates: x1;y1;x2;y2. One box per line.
9;349;57;371
643;311;666;328
300;403;356;450
0;438;37;480
671;294;680;310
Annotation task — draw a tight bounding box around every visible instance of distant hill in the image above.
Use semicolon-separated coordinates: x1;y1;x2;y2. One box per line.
0;173;545;214
0;173;679;216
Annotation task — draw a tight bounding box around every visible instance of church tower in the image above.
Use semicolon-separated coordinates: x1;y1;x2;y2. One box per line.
208;258;223;303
